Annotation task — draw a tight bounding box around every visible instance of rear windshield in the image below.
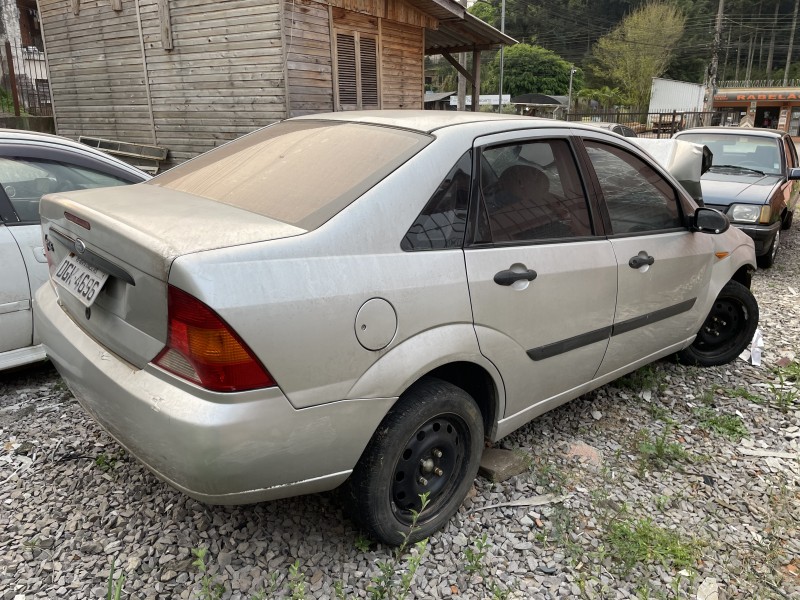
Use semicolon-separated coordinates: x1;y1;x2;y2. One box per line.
149;120;430;230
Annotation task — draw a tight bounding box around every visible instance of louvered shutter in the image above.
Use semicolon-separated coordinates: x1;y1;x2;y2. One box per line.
336;33;358;108
359;37;379;108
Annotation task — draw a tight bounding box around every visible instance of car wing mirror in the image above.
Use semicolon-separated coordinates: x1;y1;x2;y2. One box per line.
788;167;800;181
693;207;729;234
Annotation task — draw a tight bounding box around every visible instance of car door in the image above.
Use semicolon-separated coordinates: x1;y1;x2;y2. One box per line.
579;137;716;377
464;131;618;421
780;134;800;217
0;194;32;353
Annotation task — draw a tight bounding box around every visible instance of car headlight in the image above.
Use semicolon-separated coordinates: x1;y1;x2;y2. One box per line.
729;204;770;224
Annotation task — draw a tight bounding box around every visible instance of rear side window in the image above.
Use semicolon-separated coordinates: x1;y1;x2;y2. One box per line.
478;139;593;243
151;120;430;230
402;152;471;251
584;141;683;234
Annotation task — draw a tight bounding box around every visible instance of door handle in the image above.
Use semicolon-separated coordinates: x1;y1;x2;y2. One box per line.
494;269;538;286
628;254;655;269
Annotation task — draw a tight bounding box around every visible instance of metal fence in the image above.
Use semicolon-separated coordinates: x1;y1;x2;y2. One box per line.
0;40;52;117
564;109;746;137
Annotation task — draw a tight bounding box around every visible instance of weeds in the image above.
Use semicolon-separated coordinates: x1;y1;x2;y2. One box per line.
288;560;307;600
367;493;430;600
635;427;689;473
604;517;699;575
192;547;223;600
105;561;125;600
769;363;799;412
616;364;668;394
692;405;749;440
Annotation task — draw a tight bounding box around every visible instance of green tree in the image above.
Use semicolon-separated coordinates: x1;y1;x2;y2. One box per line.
484;43;583;98
591;2;685;109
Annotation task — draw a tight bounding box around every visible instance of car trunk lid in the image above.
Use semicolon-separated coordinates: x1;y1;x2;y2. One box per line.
40;184;304;368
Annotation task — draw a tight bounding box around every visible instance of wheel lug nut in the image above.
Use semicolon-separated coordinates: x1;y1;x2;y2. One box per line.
418;477;428;486
434;468;443;476
433;449;443;458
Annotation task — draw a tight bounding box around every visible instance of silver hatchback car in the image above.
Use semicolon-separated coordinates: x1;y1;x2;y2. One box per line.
34;111;758;544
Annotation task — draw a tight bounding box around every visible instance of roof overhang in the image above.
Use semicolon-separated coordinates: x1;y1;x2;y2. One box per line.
406;0;516;54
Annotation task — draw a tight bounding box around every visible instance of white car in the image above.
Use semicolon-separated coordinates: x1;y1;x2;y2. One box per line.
0;130;149;370
34;112;758;544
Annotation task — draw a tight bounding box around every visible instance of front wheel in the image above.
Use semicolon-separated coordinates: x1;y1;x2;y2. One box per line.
344;377;484;545
677;280;759;367
757;229;779;268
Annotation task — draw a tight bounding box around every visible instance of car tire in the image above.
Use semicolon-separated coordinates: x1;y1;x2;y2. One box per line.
677;280;759;367
782;209;794;230
756;229;779;268
344;377;484;546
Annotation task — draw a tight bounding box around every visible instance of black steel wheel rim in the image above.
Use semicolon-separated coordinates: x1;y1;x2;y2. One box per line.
694;296;749;355
390;413;468;525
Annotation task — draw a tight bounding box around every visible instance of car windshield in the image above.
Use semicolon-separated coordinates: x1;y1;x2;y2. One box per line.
676;133;781;175
150;120;430;230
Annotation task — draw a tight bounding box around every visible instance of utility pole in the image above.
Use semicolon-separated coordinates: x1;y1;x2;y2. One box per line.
704;0;725;117
457;0;467;110
766;0;779;80
785;0;799;87
497;0;505;113
567;66;576;116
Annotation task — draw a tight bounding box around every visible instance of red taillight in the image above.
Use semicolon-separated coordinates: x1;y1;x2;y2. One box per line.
153;285;276;392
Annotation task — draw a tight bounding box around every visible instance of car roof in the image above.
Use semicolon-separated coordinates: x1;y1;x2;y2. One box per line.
676;127;785;139
292;109;608;136
0;128;150;179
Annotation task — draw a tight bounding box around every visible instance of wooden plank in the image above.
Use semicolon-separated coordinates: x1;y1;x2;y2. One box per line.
111;0;122;11
71;0;79;15
156;0;173;50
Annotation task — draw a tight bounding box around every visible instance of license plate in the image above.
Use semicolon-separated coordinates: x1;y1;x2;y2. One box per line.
53;253;109;307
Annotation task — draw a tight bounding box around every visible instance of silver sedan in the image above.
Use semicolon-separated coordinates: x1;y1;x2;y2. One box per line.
34;111;758;545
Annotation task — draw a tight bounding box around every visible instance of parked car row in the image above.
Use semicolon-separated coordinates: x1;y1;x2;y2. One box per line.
29;111;760;544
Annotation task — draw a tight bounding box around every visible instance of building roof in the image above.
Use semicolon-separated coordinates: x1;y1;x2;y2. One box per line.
410;0;517;54
510;93;565;106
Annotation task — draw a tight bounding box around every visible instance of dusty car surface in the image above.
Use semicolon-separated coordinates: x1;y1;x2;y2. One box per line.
673;127;800;268
585;121;639;138
0;130;149;370
34;111;759;545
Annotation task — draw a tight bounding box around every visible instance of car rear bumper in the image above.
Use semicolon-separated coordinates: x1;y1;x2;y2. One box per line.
733;220;780;256
33;283;394;504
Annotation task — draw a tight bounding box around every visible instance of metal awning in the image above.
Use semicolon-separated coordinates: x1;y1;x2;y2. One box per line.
404;0;516;54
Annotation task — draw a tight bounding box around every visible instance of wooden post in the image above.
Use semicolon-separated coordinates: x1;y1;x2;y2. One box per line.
4;42;20;117
71;0;80;15
471;50;481;112
111;0;122;10
157;0;174;50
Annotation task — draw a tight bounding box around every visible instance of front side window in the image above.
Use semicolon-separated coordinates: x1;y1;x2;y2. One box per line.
0;157;130;223
478;139;592;243
402;152;471;251
584;141;683;234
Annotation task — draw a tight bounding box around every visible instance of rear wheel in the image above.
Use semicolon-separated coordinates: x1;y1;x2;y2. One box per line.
757;229;779;269
344;377;484;545
677;280;759;367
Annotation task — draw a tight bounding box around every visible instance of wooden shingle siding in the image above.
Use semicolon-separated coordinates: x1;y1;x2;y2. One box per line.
138;0;286;165
284;0;333;117
40;0;153;143
380;21;422;109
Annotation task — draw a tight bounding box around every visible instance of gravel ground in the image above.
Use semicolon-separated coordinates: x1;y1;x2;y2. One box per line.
2;228;799;600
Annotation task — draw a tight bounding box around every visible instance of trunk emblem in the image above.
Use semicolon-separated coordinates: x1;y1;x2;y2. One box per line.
74;239;86;254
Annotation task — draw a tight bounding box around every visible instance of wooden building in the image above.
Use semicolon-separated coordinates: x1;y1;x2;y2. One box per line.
37;0;513;167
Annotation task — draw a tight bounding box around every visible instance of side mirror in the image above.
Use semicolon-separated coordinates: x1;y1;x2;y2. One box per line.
693;207;729;234
788;167;800;181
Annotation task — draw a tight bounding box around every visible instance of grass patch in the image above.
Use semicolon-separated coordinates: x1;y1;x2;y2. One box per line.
692;406;748;440
616;364;668;394
605;517;699;575
635;427;688;473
